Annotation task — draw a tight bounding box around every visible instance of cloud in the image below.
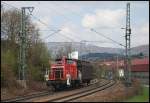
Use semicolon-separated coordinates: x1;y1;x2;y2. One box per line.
4;1;148;47
82;9;125;28
32;16;52;33
59;23;81;42
140;23;149;35
132;23;149;47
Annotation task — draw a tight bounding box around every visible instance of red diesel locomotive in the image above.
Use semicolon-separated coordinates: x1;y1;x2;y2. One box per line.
46;56;94;90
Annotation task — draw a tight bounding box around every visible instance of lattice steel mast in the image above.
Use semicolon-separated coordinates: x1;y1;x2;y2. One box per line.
125;3;131;85
19;7;34;81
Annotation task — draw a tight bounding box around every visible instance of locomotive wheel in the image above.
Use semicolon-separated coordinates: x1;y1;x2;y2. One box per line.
75;81;80;87
55;85;63;91
48;85;55;92
87;80;90;86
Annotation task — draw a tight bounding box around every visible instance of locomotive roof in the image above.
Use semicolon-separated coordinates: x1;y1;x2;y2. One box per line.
55;57;91;63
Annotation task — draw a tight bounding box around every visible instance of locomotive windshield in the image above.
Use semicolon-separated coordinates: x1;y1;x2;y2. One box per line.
55;59;63;64
66;59;75;64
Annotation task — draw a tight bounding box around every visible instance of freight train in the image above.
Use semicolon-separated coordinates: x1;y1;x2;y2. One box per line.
45;56;94;90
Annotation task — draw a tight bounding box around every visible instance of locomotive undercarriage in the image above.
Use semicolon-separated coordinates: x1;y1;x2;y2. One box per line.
46;79;91;91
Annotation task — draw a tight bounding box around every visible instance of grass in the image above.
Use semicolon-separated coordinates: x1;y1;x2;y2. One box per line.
125;86;149;102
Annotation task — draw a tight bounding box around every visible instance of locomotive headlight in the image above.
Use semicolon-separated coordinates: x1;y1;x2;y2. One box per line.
45;68;49;81
66;74;71;86
45;75;49;81
119;69;124;77
78;70;82;83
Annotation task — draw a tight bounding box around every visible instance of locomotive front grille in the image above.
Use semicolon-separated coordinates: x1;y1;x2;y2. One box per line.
55;68;63;79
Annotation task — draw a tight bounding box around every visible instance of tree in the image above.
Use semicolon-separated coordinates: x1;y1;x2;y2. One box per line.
55;42;74;59
1;6;51;88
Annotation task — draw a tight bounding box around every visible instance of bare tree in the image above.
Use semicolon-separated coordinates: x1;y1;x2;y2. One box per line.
1;7;50;83
1;7;39;46
55;42;74;59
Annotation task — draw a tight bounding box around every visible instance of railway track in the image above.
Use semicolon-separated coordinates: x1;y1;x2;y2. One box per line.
28;80;114;102
48;80;116;102
1;79;99;102
1;91;50;102
1;79;114;102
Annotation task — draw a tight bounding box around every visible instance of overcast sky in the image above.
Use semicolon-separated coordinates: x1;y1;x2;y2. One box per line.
1;1;149;48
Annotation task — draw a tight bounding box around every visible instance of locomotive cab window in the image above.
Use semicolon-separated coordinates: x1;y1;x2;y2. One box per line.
66;59;75;64
55;68;63;79
55;59;63;64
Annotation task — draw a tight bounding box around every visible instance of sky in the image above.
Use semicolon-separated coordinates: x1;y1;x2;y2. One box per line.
1;1;149;48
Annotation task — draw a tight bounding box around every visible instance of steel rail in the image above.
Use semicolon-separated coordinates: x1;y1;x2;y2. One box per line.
1;79;101;102
23;79;106;102
49;80;116;102
1;91;50;102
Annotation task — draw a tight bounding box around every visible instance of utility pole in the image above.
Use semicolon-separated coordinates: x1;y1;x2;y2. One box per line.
18;7;34;88
125;3;131;86
116;55;119;80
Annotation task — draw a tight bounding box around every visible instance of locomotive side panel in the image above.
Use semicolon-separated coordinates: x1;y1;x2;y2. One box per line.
65;59;78;80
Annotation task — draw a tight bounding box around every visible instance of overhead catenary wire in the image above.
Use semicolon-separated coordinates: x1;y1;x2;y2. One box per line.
30;14;59;30
2;1;125;48
1;2;21;11
2;2;59;31
50;2;127;47
37;2;84;40
80;40;114;43
1;2;77;42
41;30;61;40
58;32;75;42
1;2;96;44
1;2;93;43
91;28;126;47
46;2;125;46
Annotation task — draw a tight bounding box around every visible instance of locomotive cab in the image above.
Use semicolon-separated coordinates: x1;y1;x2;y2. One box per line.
46;57;78;90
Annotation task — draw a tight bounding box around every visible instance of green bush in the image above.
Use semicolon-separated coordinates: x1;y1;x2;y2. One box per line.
27;42;51;82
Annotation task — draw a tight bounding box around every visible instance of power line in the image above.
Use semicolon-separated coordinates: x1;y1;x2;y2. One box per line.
41;30;61;40
1;2;21;11
91;28;125;47
1;2;61;40
47;3;125;46
2;2;58;31
30;14;58;30
80;40;114;43
2;2;84;43
41;29;77;42
39;2;86;40
2;2;125;48
30;15;77;42
50;2;127;46
58;32;75;42
49;3;125;47
60;31;80;41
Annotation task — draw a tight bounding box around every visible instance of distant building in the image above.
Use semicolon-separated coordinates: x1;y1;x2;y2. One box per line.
131;58;149;84
100;58;149;84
